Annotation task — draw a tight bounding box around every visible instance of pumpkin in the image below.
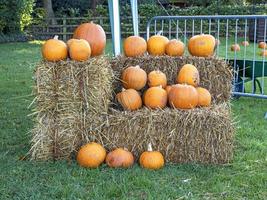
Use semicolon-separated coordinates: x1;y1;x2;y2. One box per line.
77;142;106;168
241;41;249;46
168;84;198;109
124;36;147;57
196;87;211;107
188;34;216;57
231;44;240;51
148;70;167;88
105;148;134;168
143;86;167;109
139;143;164;170
121;65;147;90
68;39;91;61
116;88;142;111
73;22;106;56
176;64;199;87
165;39;185;56
147;35;169;56
260;50;267;57
42;35;68;61
165;85;173;95
258;42;267;49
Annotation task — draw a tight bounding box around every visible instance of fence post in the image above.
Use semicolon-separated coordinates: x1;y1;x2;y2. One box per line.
63;16;67;41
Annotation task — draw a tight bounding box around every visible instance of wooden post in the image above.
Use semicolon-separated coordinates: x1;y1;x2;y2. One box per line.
63;16;67;41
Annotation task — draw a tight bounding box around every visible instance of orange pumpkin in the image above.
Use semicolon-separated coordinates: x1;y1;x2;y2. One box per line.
231;44;240;52
143;86;167;109
106;148;134;168
147;35;169;56
66;38;76;47
165;39;185;56
116;88;142;111
42;35;68;61
73;22;106;56
121;65;147;90
176;64;199;87
68;39;91;61
124;36;147;57
168;84;198;109
241;41;249;46
148;70;167;88
196;87;211;107
77;142;106;168
260;50;267;57
139;143;164;170
188;34;216;57
258;42;267;49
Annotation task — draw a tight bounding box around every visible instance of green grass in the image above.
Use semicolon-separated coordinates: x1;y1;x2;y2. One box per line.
0;41;267;200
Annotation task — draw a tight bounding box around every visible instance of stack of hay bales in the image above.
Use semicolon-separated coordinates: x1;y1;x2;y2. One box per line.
30;55;234;164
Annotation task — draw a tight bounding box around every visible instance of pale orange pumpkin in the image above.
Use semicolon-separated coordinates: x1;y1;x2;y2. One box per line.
73;22;106;56
241;41;249;46
188;34;216;57
42;35;68;61
124;36;147;57
148;70;167;88
231;44;240;52
258;42;267;49
168;84;198;109
139;143;164;170
260;50;267;57
121;65;147;90
147;35;169;56
165;39;185;56
68;39;91;61
77;142;106;168
143;86;167;109
196;87;211;107
116;88;142;111
176;64;199;87
66;38;76;47
106;148;134;168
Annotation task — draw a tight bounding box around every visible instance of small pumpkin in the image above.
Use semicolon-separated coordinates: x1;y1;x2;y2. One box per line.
124;36;147;57
165;85;173;95
143;86;167;109
147;35;169;56
168;84;198;109
121;65;147;90
42;35;68;61
176;64;199;87
66;38;76;47
165;39;185;56
139;143;164;170
77;142;106;168
196;87;211;107
68;39;91;61
260;50;267;57
241;41;249;46
231;44;240;52
116;88;142;111
73;22;106;56
188;34;216;57
106;148;134;168
258;42;267;49
148;70;167;88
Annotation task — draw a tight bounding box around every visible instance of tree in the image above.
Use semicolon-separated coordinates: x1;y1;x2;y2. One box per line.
43;0;56;24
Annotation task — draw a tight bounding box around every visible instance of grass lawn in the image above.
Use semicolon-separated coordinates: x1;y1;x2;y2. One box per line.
0;41;267;199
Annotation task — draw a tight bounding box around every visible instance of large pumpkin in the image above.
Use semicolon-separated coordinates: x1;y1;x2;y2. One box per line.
77;142;106;168
196;87;211;107
258;42;267;49
116;88;142;111
73;22;106;56
188;34;215;57
106;148;134;168
176;64;199;87
165;39;185;56
121;65;147;90
124;36;147;57
168;84;198;109
42;35;68;61
148;70;167;88
68;39;91;61
147;35;169;56
143;86;167;109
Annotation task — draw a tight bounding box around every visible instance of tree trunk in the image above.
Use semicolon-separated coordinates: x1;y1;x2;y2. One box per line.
43;0;56;24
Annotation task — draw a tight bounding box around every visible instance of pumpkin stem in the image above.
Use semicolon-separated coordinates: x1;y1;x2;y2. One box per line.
147;143;153;151
53;35;59;40
122;88;126;92
158;85;162;89
135;65;140;68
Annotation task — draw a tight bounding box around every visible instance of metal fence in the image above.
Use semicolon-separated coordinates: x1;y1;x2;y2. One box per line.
146;15;267;99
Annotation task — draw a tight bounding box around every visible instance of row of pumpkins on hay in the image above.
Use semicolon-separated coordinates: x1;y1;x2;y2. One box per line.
117;64;211;110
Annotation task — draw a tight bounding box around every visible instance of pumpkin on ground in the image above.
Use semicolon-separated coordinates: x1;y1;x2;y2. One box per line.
73;22;106;56
124;36;147;57
147;35;169;56
106;148;134;168
176;64;199;87
196;87;211;107
258;42;267;49
188;34;216;57
241;41;249;46
148;70;167;88
231;44;240;52
77;142;106;168
168;84;198;109
116;88;142;111
139;143;164;170
121;65;147;90
42;35;68;61
143;86;167;109
165;39;185;56
260;50;267;57
68;39;91;61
